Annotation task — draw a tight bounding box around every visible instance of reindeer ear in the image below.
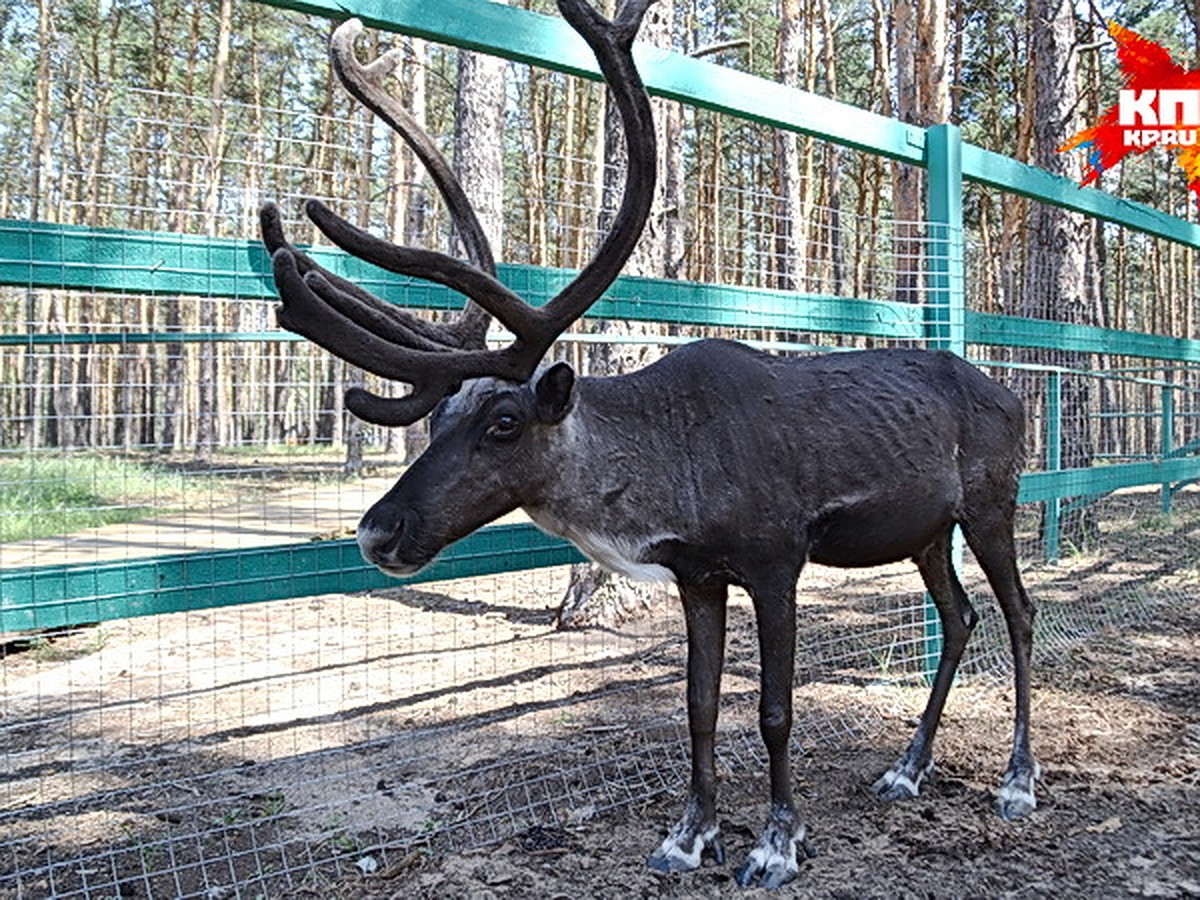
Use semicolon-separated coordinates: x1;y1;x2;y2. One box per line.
534;363;576;423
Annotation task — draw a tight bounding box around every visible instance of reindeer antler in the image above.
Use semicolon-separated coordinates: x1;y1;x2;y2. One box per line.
263;0;658;426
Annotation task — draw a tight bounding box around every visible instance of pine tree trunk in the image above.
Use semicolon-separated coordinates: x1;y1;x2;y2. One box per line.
194;0;233;465
893;0;947;305
893;0;921;304
344;61;378;477
453;30;506;257
1024;0;1097;549
818;0;844;296
397;35;430;460
557;0;674;630
774;0;804;292
25;0;54;449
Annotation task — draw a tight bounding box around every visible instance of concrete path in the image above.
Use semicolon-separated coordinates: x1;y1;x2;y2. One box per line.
1;475;393;570
1;475;532;571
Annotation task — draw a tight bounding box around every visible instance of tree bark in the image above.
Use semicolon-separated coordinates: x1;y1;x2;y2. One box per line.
25;0;55;448
774;0;805;292
818;0;844;296
194;0;234;465
1023;0;1097;549
453;26;506;257
558;0;675;630
892;0;947;305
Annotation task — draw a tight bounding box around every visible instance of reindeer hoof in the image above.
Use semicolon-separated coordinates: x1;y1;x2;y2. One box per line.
734;849;800;890
995;762;1041;820
647;824;723;873
871;758;935;801
733;814;805;889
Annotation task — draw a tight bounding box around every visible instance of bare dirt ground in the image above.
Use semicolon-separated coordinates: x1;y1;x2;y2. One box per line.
386;602;1200;900
326;493;1200;900
2;490;1198;899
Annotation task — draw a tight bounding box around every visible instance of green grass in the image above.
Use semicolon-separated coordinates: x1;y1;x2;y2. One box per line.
0;446;397;544
0;454;186;543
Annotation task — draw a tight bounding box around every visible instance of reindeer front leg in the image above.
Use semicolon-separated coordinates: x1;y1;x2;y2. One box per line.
736;576;806;889
648;581;728;873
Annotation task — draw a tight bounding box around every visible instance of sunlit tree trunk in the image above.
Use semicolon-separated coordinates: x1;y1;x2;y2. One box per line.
193;0;233;464
774;0;805;291
380;34;429;459
453;18;506;256
818;0;844;296
25;0;55;448
160;1;205;453
558;0;675;629
1023;0;1097;548
893;0;947;305
893;0;920;304
336;28;383;475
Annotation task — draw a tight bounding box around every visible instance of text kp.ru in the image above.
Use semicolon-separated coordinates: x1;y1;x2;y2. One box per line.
1119;89;1200;147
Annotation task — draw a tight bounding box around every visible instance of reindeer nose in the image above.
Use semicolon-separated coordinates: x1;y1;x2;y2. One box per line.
356;505;416;572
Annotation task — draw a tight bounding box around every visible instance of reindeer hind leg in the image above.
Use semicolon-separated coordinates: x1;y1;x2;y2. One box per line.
963;510;1040;819
873;528;977;802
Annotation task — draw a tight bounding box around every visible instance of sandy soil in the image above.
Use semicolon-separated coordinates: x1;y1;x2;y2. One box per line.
386;600;1200;900
2;491;1198;899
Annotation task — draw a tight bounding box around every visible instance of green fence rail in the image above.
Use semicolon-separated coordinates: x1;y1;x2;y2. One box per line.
6;218;1200;362
0;524;585;633
0;218;929;342
3;0;1200;634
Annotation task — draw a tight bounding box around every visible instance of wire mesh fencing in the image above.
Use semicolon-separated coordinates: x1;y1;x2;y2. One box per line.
5;485;1196;898
5;324;1196;900
2;19;1199;900
0;65;953;899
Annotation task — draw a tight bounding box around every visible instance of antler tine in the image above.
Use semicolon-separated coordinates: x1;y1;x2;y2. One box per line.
327;18;493;349
325;2;658;369
503;0;659;365
263;1;658;427
261;202;470;352
304;198;543;339
271;247;527;393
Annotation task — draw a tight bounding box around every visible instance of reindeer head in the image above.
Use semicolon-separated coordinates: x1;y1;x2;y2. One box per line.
262;0;657;574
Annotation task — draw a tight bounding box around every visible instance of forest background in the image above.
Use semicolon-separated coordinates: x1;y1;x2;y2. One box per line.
0;0;1198;463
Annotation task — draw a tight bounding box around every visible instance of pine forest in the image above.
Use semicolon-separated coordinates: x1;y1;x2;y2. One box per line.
0;0;1197;463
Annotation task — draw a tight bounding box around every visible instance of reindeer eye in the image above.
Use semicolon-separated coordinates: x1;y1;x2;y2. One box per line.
487;413;522;441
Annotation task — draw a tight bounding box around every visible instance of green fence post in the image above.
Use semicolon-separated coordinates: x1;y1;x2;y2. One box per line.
1044;371;1063;563
924;124;965;354
922;123;965;681
1161;385;1175;515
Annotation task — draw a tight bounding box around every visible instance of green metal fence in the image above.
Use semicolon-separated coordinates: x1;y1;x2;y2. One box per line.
3;0;1200;633
3;2;1200;897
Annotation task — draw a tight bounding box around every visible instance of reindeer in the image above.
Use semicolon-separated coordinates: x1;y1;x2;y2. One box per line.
260;1;1038;888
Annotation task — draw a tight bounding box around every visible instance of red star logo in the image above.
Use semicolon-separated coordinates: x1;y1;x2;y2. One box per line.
1060;22;1200;207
